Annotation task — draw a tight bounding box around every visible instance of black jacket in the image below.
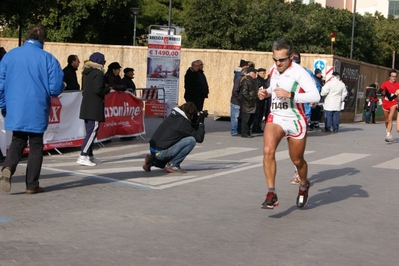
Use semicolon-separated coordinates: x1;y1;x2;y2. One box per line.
63;64;80;90
230;75;241;106
79;61;110;122
122;76;136;95
184;67;202;101
149;107;205;151
240;76;258;114
198;70;209;98
105;72;126;91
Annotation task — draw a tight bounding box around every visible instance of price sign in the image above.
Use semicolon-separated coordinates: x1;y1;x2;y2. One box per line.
148;49;180;58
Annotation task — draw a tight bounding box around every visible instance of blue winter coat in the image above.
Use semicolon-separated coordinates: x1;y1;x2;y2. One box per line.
0;39;64;133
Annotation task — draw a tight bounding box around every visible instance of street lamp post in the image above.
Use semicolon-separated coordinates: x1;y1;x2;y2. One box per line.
350;0;357;59
131;7;141;46
331;32;336;55
168;0;172;35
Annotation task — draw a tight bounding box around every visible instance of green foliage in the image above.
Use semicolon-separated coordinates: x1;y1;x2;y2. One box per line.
0;0;398;68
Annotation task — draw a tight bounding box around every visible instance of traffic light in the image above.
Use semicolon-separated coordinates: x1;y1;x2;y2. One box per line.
331;32;336;42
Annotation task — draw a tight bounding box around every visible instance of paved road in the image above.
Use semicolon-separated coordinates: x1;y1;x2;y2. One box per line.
1;117;398;265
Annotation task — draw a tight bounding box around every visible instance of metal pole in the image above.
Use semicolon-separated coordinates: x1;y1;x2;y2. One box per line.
168;0;172;35
133;14;137;46
350;0;357;59
393;50;396;69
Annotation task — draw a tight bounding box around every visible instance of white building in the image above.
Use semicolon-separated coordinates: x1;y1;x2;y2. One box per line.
285;0;399;18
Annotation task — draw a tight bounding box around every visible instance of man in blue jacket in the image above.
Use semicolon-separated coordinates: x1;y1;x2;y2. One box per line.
0;25;64;194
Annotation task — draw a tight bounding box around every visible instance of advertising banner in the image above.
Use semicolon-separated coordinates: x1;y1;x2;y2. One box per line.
0;91;145;154
97;91;145;141
0;92;85;154
340;62;360;112
146;34;181;115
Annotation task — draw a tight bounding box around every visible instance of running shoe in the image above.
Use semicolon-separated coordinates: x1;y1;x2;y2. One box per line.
385;134;392;142
290;171;300;185
90;156;102;164
261;191;279;209
77;155;96;166
296;181;311;208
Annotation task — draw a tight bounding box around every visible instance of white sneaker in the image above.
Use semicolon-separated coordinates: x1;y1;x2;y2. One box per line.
90;156;102;164
77;155;96;166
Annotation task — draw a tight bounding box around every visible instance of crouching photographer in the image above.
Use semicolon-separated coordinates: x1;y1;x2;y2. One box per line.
142;102;206;173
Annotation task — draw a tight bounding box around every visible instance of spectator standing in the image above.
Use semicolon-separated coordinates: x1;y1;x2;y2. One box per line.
320;72;348;133
234;59;249;81
257;38;320;209
105;62;126;91
142;102;206;173
231;68;247;136
230;60;249;136
379;70;399;142
365;84;378;124
309;68;324;130
252;67;269;134
77;52;110;166
63;54;81;91
197;60;209;111
122;67;136;95
0;25;64;194
184;61;202;111
240;67;258;138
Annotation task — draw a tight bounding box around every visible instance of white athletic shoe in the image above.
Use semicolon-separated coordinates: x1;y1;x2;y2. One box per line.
77;155;96;166
90;156;102;164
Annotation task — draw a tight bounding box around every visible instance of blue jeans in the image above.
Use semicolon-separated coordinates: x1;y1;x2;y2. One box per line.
324;110;341;132
304;103;311;121
365;110;375;123
230;103;240;135
155;137;196;167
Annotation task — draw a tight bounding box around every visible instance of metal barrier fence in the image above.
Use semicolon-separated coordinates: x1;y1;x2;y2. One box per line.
136;87;167;119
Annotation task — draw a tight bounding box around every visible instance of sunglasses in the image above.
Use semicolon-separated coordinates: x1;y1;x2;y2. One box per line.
390;75;397;78
272;56;289;63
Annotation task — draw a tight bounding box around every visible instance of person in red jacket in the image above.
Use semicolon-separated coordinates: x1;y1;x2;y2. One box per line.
378;69;399;142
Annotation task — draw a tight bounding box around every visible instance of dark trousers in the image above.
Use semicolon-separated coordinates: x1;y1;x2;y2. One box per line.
252;99;265;131
365;110;376;123
309;105;322;128
185;97;205;111
80;120;99;156
241;112;255;136
3;131;44;190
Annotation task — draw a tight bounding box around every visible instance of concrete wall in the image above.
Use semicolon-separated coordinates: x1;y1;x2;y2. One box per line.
0;38;392;122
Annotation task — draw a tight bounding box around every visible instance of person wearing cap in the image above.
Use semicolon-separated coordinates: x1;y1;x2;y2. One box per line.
122;67;136;95
320;71;348;133
239;67;258;138
77;52;110;166
379;69;399;141
251;67;269;134
308;68;324;131
257;39;320;209
230;60;250;136
234;59;249;81
314;68;324;87
104;62;126;92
